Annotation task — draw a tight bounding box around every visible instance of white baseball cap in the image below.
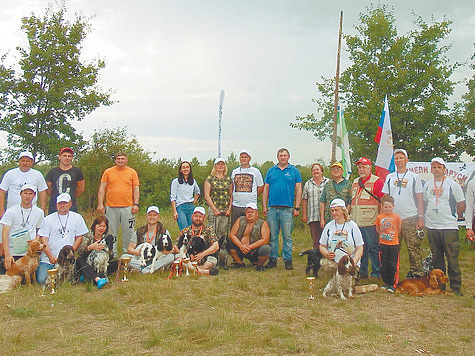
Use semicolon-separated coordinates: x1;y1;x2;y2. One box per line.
394;149;408;157
431;157;445;166
56;193;71;203
193;206;206;215
214;157;225;164
239;149;251;158
330;198;346;208
147;206;160;214
20;184;36;193
19;151;34;160
245;202;258;210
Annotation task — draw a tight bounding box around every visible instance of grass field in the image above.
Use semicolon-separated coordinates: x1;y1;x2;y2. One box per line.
0;211;474;355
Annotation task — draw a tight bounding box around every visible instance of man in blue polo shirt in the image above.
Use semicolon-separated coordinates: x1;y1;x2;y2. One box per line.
262;148;302;270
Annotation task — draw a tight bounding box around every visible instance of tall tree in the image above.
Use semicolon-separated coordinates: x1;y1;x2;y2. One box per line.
292;5;472;161
0;4;113;162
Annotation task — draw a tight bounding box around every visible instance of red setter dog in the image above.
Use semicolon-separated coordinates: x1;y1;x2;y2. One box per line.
396;269;448;296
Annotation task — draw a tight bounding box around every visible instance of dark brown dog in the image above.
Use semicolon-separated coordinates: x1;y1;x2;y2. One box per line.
6;240;45;284
396;269;449;296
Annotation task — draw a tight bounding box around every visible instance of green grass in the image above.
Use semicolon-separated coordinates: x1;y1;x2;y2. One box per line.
0;211;474;355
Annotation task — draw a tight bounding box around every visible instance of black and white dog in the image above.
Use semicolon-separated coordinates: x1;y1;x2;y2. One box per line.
46;245;76;287
299;248;323;277
86;234;115;277
136;234;173;273
188;235;206;257
176;231;192;259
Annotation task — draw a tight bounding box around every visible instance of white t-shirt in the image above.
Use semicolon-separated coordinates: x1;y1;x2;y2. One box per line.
382;170;423;220
0;168;48;209
231;166;264;207
423;177;464;230
38;211;88;263
319;219;364;265
0;204;44;256
465;178;475;229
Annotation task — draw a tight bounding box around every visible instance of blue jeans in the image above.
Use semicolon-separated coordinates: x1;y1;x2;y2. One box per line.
360;226;381;277
267;207;294;261
177;203;195;231
37;262;55;284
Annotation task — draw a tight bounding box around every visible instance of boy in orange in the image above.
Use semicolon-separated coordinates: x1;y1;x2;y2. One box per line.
375;195;401;292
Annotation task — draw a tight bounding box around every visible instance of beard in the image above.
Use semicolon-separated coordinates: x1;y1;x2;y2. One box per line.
192;220;203;227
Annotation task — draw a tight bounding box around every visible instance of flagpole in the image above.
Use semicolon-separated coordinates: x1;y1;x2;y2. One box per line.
331;11;343;163
217;89;225;158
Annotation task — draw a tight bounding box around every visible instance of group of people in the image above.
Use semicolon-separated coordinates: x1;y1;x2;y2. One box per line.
0;146;473;296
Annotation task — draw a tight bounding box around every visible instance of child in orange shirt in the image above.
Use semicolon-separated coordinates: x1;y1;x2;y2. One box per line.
375;195;401;292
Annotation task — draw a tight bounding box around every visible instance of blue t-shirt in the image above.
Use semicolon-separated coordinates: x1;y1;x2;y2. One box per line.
265;164;302;207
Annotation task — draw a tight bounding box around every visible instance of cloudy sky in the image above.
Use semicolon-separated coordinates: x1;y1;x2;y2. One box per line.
1;0;474;165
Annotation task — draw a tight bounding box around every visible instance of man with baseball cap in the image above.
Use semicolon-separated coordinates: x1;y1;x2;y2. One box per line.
176;206;219;275
423;157;465;295
382;149;425;278
37;193;88;283
228;202;271;271
319;161;353;228
0;151;48;218
122;206;175;273
230;149;264;228
45;147;85;214
0;184;45;274
350;157;384;279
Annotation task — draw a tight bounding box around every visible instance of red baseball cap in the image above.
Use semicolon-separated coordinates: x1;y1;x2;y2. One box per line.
59;147;74;155
356;157;372;166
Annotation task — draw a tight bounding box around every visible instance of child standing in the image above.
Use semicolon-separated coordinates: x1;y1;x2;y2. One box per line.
375;195;401;292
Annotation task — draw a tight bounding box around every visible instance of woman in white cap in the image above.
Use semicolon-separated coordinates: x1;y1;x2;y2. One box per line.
319;198;364;266
204;157;232;239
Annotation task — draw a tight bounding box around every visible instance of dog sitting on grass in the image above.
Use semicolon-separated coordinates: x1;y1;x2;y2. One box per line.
322;255;356;300
45;245;76;287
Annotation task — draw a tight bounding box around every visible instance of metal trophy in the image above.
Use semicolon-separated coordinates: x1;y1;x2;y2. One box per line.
173;260;181;277
183;257;190;276
191;261;199;275
47;268;59;294
306;276;316;301
120;256;132;282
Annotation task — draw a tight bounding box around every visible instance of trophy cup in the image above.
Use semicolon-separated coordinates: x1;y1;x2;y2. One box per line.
191;261;199;275
306;276;316;301
120;256;132;282
47;268;59;294
173;260;181;277
183;257;190;276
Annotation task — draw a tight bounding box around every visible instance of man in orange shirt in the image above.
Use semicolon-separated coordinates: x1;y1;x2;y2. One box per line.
97;152;140;256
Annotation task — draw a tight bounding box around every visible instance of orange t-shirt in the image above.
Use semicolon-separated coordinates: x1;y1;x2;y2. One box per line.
375;212;401;246
101;166;140;207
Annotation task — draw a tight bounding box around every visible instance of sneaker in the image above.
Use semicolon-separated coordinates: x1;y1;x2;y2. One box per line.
209;268;219;276
97;278;108;290
256;265;265;272
380;284;388;291
387;285;395;293
79;275;85;282
265;258;277;269
284;260;293;270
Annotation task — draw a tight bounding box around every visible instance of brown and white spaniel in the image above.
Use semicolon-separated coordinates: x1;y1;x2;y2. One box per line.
323;255;356;300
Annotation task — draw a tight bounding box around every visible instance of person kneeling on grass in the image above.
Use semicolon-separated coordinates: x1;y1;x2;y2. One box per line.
228;202;270;271
121;206;175;273
175;206;219;276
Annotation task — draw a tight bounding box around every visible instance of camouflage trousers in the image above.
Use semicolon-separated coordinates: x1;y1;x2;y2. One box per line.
400;216;423;277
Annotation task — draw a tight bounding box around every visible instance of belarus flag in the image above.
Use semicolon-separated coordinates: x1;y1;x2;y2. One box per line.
374;95;395;180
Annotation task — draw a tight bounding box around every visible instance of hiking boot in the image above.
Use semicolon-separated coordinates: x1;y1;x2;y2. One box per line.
265;258;277;269
256;265;265;272
284;260;293;270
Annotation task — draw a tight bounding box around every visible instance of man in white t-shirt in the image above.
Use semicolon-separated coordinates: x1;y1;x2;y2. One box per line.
0;184;44;274
37;193;88;284
465;178;475;242
230;149;264;228
423;157;465;296
382;149;425;278
0;151;48;218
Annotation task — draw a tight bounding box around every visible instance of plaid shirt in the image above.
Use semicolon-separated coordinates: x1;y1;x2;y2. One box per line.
302;177;329;223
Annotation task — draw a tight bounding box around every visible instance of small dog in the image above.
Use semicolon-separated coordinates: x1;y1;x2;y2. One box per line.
188;235;206;257
86;234;115;276
176;232;191;259
136;243;155;267
396;269;448;296
300;248;323;277
6;239;45;285
218;235;229;270
322;255;356;300
46;245;76;287
148;234;173;272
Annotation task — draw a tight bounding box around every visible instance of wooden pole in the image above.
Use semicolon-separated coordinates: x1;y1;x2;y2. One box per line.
331;11;343;163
